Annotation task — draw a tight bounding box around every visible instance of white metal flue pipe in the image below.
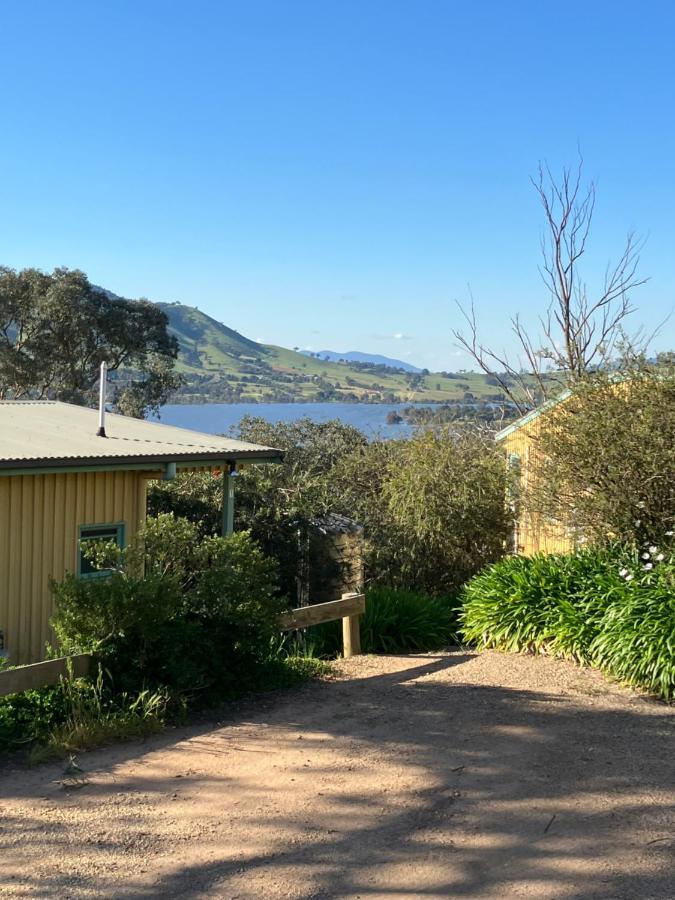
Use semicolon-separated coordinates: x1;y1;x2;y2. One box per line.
96;361;107;437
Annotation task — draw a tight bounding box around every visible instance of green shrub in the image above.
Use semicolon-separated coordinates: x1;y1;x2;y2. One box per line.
332;429;510;594
51;516;285;704
0;685;71;754
310;588;460;656
526;365;675;546
460;542;675;699
151;420;511;601
589;555;675;700
460;548;622;659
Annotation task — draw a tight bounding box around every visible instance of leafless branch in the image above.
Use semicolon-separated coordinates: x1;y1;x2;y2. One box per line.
454;156;650;405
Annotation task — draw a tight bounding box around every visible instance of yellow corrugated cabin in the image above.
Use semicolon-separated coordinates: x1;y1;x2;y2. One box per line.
0;401;281;664
495;391;575;557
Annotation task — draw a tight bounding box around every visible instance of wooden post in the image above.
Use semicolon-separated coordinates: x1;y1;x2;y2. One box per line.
222;465;236;536
341;591;362;658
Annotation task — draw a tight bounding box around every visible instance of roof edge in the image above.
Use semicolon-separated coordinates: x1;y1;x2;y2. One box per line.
0;448;284;472
495;389;571;442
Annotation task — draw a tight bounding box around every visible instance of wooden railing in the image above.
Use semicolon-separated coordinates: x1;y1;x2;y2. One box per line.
0;592;366;696
0;653;91;698
279;591;365;658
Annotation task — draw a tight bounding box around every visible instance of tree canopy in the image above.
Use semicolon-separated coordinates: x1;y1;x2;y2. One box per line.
0;266;180;416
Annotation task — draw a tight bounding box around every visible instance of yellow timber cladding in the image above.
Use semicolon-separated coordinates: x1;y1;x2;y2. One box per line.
0;469;156;664
499;414;575;557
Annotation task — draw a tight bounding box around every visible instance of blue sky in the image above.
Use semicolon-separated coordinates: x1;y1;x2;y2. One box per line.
0;1;673;370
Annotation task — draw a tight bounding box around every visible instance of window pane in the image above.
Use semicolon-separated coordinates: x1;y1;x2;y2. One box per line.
78;525;124;577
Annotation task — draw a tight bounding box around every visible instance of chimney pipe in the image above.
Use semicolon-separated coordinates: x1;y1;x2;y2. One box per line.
96;361;108;437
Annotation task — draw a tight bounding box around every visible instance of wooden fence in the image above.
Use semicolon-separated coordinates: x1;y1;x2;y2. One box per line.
279;591;365;658
0;592;365;696
0;653;91;698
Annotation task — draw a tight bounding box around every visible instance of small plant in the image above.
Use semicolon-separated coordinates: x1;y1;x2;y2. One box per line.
29;666;168;764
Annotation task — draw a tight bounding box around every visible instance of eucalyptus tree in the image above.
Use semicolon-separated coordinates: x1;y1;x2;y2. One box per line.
0;266;180;416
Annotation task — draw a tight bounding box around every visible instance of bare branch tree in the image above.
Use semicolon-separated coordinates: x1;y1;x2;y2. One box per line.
453;157;649;413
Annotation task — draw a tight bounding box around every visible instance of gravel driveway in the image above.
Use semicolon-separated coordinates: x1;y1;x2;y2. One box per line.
0;650;673;899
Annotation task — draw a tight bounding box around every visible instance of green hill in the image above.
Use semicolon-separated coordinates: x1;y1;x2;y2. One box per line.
157;301;508;404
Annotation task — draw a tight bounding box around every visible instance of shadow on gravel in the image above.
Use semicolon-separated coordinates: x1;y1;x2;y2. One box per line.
2;652;673;899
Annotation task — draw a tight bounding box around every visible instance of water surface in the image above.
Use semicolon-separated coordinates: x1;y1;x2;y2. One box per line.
155;401;436;440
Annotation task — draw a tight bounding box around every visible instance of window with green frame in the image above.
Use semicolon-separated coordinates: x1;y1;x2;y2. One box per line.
77;523;125;577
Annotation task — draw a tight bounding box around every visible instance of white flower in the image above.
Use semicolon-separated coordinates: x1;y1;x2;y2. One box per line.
637;501;646;509
656;553;665;561
641;552;650;560
619;568;628;577
649;545;658;554
625;574;633;581
666;531;674;537
643;562;653;571
635;520;642;527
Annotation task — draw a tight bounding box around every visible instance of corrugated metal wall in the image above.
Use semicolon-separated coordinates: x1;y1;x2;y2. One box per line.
502;422;575;557
0;470;152;664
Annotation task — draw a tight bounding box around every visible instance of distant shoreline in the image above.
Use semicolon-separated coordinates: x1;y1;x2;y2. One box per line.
166;396;448;406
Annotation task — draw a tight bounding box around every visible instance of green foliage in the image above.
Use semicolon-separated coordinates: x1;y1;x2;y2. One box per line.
0;668;167;759
359;588;459;653
0;266;179;416
29;668;168;764
528;364;675;545
460;541;675;699
51;515;285;703
151;421;510;600
331;429;509;594
149;470;225;536
0;684;71;754
310;588;460;656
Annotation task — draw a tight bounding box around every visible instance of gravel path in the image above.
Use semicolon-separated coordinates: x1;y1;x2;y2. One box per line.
0;650;673;899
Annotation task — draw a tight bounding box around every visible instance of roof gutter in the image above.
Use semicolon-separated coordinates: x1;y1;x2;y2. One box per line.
0;451;284;477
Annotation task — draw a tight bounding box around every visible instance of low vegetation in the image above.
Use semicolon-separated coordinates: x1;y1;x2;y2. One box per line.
309;588;460;657
461;541;675;700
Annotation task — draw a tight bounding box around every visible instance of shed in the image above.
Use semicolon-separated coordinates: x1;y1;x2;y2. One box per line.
0;401;282;663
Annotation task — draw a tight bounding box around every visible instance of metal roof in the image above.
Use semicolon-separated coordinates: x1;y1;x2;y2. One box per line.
0;401;283;470
494;390;571;442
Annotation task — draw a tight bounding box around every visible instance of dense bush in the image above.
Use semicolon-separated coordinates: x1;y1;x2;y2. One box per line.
150;419;510;600
51;515;286;703
149;418;368;601
527;364;675;546
332;429;510;594
359;588;460;653
308;588;460;657
461;540;675;700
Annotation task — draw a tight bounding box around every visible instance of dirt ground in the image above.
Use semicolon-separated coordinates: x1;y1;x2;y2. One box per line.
0;651;673;900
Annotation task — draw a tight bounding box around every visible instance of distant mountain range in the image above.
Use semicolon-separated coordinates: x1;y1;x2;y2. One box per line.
97;288;506;404
301;350;422;374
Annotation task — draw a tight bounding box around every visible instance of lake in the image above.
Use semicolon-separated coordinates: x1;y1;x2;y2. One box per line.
154;402;437;439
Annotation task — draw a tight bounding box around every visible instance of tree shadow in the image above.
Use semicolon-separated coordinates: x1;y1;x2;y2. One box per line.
1;652;673;898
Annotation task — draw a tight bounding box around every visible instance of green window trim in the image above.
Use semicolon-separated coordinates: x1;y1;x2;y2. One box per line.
77;522;126;578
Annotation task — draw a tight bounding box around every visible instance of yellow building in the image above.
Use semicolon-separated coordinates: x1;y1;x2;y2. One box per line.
495;392;575;557
0;401;281;664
